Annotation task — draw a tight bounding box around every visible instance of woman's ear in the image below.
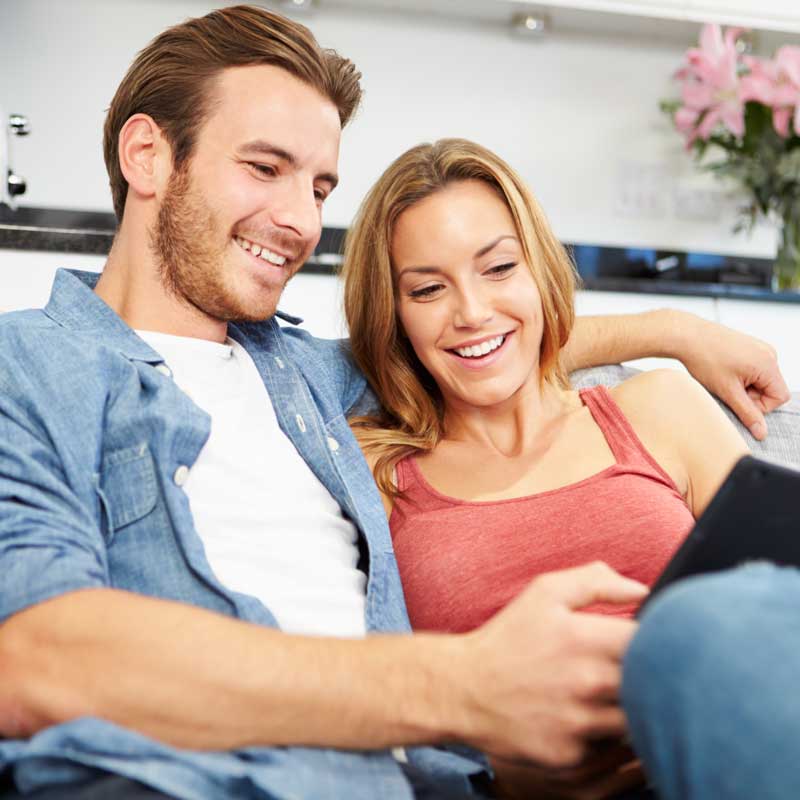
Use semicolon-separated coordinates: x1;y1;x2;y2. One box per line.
117;113;171;203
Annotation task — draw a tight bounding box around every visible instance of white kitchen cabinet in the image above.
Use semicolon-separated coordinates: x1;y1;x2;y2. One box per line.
0;248;104;313
574;289;799;390
0;248;348;341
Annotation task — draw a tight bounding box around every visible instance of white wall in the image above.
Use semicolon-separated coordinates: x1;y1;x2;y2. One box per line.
2;0;796;258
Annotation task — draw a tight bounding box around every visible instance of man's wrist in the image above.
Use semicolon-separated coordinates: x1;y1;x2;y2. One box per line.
401;631;478;746
652;308;696;361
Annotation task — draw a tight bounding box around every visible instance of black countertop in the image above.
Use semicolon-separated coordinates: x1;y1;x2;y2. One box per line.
2;205;799;303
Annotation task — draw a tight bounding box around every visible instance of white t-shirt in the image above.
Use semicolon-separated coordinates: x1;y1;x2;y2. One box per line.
137;330;367;638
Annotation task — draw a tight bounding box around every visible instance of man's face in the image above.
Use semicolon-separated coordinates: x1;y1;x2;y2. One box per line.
151;65;341;323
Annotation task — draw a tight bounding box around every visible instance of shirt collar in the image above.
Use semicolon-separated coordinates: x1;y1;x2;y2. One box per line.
45;269;164;363
44;268;303;363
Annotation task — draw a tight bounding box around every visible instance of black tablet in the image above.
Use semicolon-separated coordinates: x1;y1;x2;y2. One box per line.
637;455;800;616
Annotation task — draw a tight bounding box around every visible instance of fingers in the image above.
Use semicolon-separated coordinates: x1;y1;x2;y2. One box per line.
751;366;791;413
543;741;638;782
722;381;768;440
570;760;646;800
533;562;649;612
493;747;646;800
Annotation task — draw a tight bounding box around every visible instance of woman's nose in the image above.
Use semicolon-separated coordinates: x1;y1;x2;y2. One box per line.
452;289;493;329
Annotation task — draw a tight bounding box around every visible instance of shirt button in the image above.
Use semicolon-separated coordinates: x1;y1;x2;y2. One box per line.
327;436;340;452
155;364;172;378
295;414;307;433
173;465;190;487
274;356;285;369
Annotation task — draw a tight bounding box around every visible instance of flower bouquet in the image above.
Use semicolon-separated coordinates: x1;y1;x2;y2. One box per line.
663;24;800;291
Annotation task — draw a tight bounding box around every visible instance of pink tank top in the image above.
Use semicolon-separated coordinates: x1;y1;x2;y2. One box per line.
390;386;694;632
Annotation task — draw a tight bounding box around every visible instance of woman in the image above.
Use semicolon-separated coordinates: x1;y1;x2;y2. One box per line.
341;139;748;797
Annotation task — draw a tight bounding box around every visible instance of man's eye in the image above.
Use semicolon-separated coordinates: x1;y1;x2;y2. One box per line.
409;284;443;299
249;163;277;177
486;262;517;276
314;189;328;203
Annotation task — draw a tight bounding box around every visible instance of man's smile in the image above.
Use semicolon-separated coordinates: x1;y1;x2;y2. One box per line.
234;235;289;266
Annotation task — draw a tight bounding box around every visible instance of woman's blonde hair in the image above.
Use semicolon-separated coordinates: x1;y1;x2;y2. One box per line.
342;138;578;496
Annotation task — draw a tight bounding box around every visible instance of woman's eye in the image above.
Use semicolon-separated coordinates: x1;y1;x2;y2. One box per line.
409;284;443;299
486;262;517;277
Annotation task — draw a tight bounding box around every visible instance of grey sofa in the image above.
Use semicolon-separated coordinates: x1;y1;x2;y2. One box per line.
571;365;800;469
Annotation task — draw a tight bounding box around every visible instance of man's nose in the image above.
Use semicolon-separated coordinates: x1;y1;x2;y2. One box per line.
271;179;321;244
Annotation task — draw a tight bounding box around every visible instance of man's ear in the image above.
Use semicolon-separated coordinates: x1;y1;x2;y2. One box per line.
118;114;172;202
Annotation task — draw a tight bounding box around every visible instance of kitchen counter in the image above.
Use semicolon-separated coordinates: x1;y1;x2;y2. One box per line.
2;205;799;303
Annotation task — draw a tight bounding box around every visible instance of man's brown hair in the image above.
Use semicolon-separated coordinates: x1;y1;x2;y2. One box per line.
103;4;362;221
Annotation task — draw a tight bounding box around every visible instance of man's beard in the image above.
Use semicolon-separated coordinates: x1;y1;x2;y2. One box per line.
150;165;287;323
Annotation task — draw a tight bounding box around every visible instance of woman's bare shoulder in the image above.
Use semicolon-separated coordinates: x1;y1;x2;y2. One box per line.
609;368;718;428
610;368;748;515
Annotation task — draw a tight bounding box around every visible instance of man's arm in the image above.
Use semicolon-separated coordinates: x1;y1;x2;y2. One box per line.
0;564;646;767
563;309;791;440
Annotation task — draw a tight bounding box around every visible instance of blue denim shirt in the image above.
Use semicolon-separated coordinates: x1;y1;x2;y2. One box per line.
0;269;484;799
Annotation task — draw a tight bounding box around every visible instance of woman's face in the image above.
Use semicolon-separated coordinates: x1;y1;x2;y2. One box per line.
392;179;545;411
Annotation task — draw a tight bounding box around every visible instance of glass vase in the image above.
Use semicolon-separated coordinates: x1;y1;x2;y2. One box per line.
774;205;800;292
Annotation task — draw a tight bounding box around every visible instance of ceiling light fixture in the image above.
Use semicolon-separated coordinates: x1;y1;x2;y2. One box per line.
511;11;548;37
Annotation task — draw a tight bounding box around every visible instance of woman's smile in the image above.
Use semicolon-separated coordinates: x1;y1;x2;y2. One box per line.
444;330;515;371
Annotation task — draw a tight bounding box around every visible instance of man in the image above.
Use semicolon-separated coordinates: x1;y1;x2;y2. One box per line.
0;6;790;799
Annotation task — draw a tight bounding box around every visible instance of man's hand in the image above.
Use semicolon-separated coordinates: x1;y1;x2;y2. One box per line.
677;316;791;441
450;562;648;767
491;742;644;800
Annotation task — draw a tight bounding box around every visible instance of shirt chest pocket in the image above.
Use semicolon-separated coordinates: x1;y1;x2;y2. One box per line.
97;442;159;539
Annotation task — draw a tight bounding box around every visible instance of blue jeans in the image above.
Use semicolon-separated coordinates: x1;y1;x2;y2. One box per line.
622;564;800;800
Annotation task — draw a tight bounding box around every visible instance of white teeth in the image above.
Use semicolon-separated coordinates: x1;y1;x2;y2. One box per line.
454;335;505;359
234;237;288;266
260;249;286;266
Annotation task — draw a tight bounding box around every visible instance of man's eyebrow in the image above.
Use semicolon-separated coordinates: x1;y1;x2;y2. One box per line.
475;235;518;258
238;140;339;190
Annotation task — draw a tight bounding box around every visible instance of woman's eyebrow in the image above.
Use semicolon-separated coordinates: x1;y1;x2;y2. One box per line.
396;265;443;280
396;235;519;279
474;235;518;258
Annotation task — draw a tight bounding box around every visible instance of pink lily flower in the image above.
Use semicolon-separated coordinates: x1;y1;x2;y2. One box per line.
741;47;800;138
673;24;746;146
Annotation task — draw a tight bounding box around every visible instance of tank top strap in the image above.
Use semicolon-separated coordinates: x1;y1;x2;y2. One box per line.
394;454;418;494
578;385;653;467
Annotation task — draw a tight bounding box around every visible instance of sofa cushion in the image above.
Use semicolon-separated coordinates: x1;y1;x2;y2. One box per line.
570;365;800;469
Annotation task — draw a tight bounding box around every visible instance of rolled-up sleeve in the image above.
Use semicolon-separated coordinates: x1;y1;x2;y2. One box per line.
0;385;108;623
